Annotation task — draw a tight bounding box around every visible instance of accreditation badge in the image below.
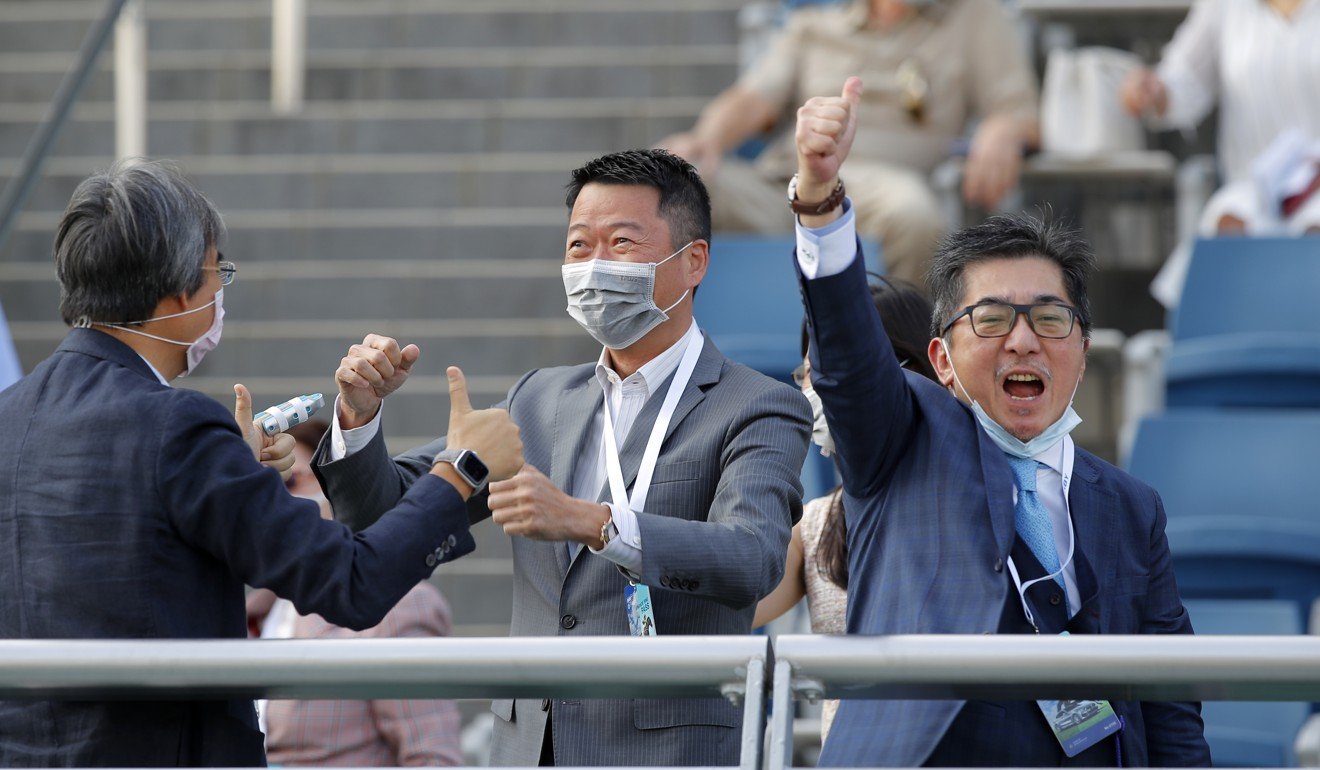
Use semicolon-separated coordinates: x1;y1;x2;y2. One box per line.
625;582;658;636
1037;634;1122;756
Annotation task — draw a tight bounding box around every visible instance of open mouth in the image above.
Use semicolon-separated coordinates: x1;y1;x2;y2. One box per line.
1003;372;1045;400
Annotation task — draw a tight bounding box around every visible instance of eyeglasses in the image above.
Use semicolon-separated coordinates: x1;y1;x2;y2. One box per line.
791;364;810;387
941;302;1080;339
204;256;237;286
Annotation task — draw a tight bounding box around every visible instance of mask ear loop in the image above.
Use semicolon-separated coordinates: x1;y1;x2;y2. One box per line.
654;241;695;316
938;337;975;404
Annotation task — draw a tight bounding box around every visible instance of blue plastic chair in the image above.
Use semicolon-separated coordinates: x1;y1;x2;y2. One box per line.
1166;237;1320;408
1182;599;1309;766
1126;409;1320;611
697;233;875;500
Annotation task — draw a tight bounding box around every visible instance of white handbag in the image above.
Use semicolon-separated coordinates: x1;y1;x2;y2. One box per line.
1041;46;1146;157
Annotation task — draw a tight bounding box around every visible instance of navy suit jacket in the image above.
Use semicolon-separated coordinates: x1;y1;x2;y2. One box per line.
799;254;1210;767
0;330;474;767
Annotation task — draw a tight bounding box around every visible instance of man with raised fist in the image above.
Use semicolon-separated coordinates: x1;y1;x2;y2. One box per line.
315;148;811;767
791;79;1209;767
0;160;520;767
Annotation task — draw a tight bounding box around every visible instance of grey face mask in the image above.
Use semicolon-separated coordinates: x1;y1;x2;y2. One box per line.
561;242;692;349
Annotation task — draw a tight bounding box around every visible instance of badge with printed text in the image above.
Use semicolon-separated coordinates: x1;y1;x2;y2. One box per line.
1036;634;1122;757
625;583;657;636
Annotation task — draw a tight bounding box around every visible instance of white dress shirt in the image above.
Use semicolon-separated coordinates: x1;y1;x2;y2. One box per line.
329;320;703;578
796;200;1080;614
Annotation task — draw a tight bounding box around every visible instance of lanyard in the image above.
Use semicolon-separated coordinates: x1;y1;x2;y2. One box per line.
601;330;705;519
1005;435;1076;632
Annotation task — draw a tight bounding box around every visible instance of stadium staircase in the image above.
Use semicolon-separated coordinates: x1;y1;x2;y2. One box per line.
0;0;744;638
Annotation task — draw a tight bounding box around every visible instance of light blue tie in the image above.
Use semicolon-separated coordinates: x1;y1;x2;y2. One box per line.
1007;456;1067;601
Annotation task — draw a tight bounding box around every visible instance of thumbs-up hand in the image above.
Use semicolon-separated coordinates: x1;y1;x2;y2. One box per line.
234;384;296;481
335;333;420;429
794;76;863;208
440;366;524;484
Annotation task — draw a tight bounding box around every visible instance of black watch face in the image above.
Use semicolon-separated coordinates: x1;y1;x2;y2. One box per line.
457;452;489;485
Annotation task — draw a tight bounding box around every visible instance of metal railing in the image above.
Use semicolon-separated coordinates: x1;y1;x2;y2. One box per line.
3;633;1320;768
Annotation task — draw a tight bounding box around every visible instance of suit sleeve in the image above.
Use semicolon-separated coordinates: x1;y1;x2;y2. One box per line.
799;244;918;498
633;381;811;609
156;392;475;631
313;370;539;532
1138;490;1213;767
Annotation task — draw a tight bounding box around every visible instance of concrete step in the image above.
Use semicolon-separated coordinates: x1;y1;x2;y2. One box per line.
0;259;569;322
1;46;736;103
0;215;568;264
0;152;588;213
0;0;743;53
0;97;705;157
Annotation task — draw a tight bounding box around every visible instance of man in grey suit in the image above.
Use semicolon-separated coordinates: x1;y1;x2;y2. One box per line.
314;149;812;766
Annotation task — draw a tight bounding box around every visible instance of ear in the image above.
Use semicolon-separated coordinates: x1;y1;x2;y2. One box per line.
927;336;956;390
685;239;709;289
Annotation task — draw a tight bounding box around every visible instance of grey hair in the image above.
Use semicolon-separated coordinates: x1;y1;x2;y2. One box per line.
927;211;1096;341
54;158;225;326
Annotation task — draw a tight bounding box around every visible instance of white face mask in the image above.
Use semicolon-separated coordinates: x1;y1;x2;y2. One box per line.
938;337;1081;459
92;288;225;378
801;381;835;457
561;242;692;349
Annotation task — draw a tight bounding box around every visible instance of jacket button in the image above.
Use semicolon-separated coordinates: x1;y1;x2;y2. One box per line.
659;576;670;588
689;579;699;590
424;553;437;568
560;614;577;630
541;698;551;711
435;546;445;558
993;559;1004;573
447;534;457;547
1049;593;1063;606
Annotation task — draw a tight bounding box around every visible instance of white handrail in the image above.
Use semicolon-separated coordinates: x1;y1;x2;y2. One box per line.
271;0;306;115
113;0;146;159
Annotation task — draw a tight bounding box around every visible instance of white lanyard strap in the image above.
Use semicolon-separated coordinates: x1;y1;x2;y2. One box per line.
602;331;705;516
1006;435;1076;631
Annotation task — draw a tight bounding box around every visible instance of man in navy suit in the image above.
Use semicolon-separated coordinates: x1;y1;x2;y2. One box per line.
0;160;523;766
789;79;1210;766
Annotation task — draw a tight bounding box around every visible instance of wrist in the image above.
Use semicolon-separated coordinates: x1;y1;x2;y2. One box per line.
583;502;612;550
338;399;380;430
430;462;474;501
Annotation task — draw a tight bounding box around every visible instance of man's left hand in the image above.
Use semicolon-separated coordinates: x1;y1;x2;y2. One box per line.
488;464;610;547
233;384;297;482
962;115;1027;209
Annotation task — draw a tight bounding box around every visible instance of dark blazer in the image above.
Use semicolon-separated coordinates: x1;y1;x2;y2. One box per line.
315;333;811;766
0;330;474;767
799;254;1211;767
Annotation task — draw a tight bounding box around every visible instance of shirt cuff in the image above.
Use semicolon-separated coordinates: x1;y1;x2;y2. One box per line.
590;502;643;579
795;198;858;279
328;395;383;461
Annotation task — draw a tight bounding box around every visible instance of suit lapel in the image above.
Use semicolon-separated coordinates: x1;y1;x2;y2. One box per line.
552;374;602;575
1067;451;1117;622
607;333;722;496
975;425;1018;559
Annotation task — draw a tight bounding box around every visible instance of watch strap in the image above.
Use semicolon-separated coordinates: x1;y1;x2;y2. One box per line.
433;448;489;492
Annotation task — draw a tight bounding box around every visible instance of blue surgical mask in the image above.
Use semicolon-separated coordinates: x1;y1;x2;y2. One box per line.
937;338;1081;459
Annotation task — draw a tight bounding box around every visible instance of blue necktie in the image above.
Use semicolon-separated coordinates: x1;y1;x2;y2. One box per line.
1007;456;1067;601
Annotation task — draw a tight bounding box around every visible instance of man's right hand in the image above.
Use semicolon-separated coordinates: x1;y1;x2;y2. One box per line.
794;77;862;226
335;334;420;429
438;366;523;488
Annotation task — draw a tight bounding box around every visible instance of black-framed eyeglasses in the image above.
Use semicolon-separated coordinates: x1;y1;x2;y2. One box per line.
791;364;808;387
941;302;1080;339
204;255;237;286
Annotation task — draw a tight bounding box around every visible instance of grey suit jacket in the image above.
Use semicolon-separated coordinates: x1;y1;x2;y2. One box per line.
314;334;811;766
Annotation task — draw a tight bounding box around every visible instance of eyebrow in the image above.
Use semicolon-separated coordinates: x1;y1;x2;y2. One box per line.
567;219;646;233
972;293;1070;305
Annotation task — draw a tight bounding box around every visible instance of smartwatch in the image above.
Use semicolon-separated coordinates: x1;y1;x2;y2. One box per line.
433;448;490;493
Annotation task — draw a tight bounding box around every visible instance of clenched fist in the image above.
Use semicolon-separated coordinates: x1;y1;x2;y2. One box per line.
233;383;296;481
794;76;863;214
335;334;419;428
488;464;611;546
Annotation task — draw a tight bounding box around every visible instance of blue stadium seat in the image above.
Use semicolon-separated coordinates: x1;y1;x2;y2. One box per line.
698;233;874;501
1126;409;1320;611
1182;599;1309;767
1166;237;1320;408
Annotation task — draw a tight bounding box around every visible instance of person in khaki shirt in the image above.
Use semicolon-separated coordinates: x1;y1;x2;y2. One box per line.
659;0;1039;286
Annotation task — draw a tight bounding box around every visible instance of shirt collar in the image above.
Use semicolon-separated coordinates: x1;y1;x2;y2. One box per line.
595;320;700;396
136;353;171;386
1031;436;1066;475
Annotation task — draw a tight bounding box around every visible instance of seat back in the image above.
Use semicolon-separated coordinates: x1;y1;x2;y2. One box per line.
1167;238;1320;407
1182;599;1309;767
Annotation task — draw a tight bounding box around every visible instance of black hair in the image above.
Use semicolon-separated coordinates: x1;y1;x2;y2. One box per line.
565;148;712;250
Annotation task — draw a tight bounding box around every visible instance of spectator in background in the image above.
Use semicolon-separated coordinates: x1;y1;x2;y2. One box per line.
248;419;463;767
659;0;1039;286
1121;0;1320;236
753;275;936;743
